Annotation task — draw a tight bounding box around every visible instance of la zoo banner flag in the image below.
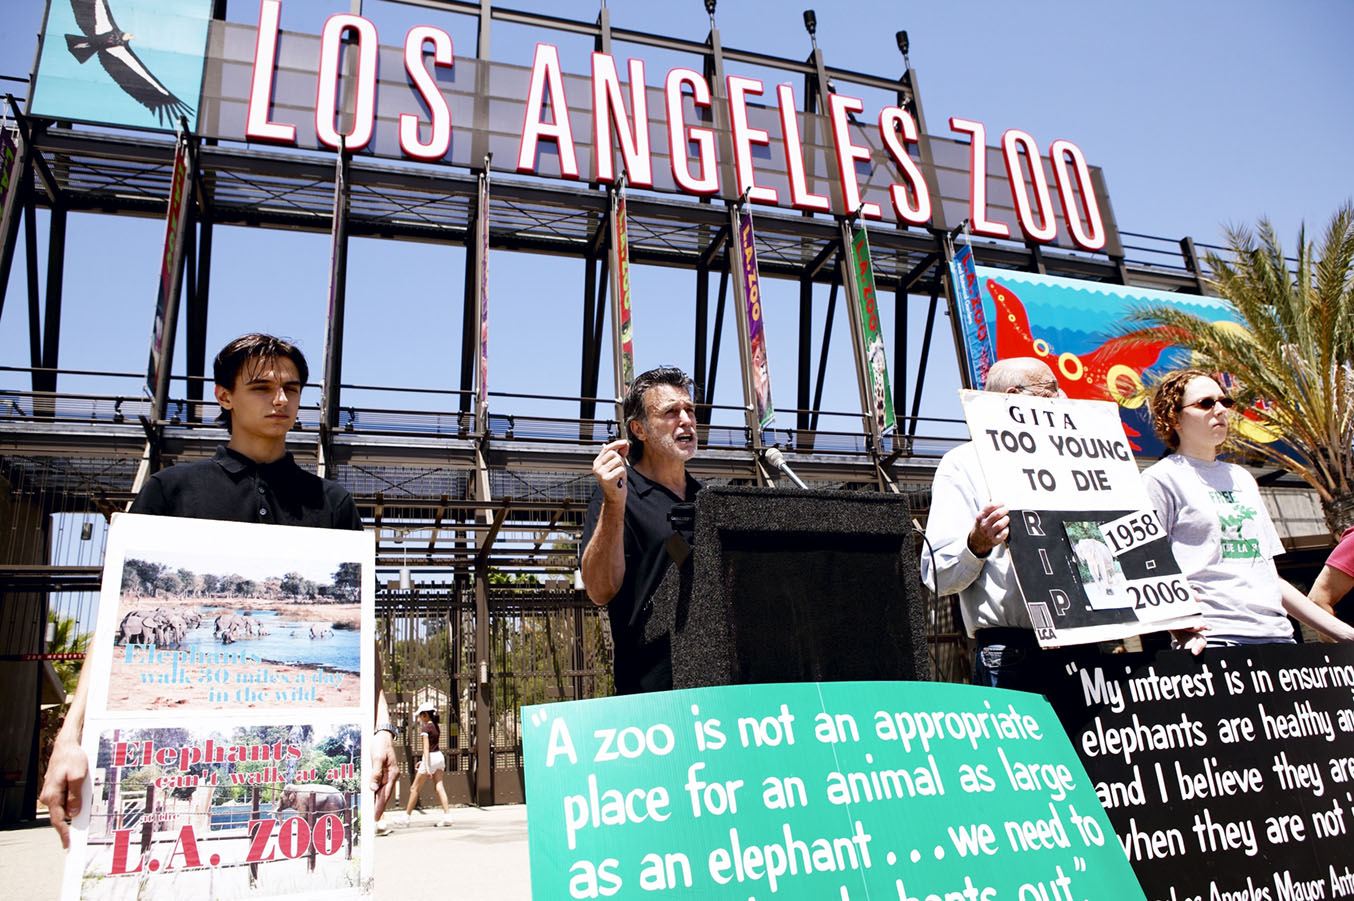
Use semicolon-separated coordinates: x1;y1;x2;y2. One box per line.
476;165;490;415
961;391;1204;647
849;225;896;434
736;210;774;430
64;514;376;899
950;242;996;390
146;131;192;405
609;186;635;391
523;681;1146;900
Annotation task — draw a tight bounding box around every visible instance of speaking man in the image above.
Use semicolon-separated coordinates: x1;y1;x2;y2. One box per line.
581;367;701;694
38;334;399;846
920;357;1066;690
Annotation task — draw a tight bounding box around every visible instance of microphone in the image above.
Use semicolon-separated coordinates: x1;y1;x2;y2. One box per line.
763;447;808;489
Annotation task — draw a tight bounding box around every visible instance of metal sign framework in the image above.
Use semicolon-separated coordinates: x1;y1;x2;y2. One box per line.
0;1;1220;808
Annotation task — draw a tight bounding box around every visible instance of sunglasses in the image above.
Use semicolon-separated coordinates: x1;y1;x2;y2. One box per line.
1182;395;1236;411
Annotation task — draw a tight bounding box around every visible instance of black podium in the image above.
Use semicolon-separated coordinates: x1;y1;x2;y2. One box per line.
643;486;930;687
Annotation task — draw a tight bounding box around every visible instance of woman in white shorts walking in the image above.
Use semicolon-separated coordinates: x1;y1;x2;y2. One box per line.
385;701;453;829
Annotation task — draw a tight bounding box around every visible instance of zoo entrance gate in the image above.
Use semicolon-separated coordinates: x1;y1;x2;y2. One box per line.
377;583;615;807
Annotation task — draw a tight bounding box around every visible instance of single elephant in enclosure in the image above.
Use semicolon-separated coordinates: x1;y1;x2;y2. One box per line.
276;784;348;815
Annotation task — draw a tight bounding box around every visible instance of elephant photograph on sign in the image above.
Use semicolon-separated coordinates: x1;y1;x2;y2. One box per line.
104;548;363;712
80;722;363;899
1063;520;1133;610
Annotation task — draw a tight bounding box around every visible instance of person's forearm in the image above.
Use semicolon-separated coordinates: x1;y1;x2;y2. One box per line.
580;500;625;606
1281;578;1354;642
1309;566;1354;619
57;651;93;745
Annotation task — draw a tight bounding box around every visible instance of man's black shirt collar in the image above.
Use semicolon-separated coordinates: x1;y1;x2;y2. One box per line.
625;463;700;502
214;444;299;477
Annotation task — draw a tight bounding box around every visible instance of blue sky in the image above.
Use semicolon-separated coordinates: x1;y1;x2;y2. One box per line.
2;0;1352;432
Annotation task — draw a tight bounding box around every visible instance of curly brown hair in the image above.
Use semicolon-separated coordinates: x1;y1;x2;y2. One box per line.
1148;368;1216;450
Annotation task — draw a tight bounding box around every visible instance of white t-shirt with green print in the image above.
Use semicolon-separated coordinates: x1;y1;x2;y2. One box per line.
1143;453;1292;643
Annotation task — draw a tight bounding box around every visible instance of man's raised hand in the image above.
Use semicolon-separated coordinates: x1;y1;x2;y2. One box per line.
592;438;630;502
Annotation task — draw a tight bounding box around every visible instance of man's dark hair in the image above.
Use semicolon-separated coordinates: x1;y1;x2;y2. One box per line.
623;366;695;463
213;334;309;431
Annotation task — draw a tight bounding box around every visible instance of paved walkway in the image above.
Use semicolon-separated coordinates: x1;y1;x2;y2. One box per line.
2;804;531;899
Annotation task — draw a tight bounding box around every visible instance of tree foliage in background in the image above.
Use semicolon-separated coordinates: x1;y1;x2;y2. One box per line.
37;614;92;793
119;558;357;603
1114;201;1354;535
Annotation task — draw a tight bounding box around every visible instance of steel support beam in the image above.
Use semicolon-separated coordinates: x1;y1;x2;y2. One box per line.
705;267;728;423
459;193;479;415
0;107;32;323
23;184;40;389
36;202;67;405
810;278;839;433
318;145;351;477
797;275;812;433
185;218;213;423
908;279;942;437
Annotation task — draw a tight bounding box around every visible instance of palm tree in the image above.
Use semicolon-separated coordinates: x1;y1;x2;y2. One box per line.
1115;201;1354;535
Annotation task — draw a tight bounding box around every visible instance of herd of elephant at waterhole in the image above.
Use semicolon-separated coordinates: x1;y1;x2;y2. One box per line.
115;607;337;647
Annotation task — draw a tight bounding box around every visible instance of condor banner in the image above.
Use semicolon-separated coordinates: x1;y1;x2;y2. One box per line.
63;514;376;899
961;390;1204;648
951;268;1250;458
30;0;212;131
523;681;1147;900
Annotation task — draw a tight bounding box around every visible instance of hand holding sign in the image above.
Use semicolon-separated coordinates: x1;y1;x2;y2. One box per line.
968;503;1010;557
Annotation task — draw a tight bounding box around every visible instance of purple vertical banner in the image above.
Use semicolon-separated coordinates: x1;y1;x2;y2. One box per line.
477;170;490;414
147;136;190;398
950;242;994;389
738;213;775;429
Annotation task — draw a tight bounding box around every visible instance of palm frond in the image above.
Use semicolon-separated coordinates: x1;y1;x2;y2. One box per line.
1114;203;1354;533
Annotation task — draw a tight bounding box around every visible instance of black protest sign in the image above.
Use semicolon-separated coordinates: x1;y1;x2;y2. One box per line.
1041;643;1354;901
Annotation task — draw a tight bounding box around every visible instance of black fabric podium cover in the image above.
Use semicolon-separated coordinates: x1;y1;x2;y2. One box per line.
643;486;930;688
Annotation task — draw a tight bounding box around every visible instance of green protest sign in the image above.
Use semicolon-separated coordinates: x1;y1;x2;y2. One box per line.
524;681;1145;899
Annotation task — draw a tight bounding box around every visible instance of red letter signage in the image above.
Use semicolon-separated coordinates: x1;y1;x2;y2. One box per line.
245;0;294;144
726;75;776;204
400;26;454;161
592;54;653;187
517;44;579;178
950;117;1009;238
828;92;881;219
878;107;931;226
315;13;378;151
665;68;718;195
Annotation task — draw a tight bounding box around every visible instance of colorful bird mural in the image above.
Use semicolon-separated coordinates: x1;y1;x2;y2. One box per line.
985;278;1173;449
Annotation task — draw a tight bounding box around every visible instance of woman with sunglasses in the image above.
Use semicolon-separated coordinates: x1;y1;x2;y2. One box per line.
1143;369;1354;650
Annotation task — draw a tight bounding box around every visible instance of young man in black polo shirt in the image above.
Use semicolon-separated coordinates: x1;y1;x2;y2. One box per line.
39;334;398;846
581;367;702;694
129;335;360;527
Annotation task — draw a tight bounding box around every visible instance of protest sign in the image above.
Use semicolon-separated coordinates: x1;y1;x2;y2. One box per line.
1042;643;1354;900
524;681;1147;900
63;513;375;899
960;391;1204;647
